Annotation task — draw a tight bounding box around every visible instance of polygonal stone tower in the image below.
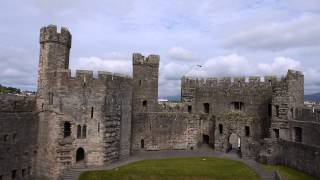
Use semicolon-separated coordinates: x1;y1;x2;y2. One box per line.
132;53;159;113
36;25;72;179
131;53;160;152
37;24;71;101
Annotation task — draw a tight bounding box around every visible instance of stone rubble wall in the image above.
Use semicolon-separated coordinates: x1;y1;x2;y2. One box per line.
0;95;38;180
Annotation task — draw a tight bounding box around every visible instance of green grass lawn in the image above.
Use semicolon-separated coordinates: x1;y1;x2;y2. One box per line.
79;157;259;180
263;165;316;180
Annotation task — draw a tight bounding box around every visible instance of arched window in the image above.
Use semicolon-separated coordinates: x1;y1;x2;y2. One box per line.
141;139;144;149
82;125;87;138
64;122;71;138
77;125;81;139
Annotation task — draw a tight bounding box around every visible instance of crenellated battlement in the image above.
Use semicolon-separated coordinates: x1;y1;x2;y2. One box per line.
53;69;132;85
181;75;283;87
40;25;72;48
132;53;159;65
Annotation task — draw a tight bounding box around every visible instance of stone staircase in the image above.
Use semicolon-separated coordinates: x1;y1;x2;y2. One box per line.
61;162;87;180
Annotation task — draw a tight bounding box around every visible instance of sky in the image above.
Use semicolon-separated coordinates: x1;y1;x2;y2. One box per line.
1;0;320;97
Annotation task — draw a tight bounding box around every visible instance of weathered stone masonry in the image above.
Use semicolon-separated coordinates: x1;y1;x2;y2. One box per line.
0;25;319;179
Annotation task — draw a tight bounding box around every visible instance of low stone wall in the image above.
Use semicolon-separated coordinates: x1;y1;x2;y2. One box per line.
0;95;38;180
279;140;320;178
259;139;320;178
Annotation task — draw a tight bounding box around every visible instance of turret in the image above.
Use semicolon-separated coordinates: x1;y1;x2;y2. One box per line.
132;53;159;113
37;25;72;98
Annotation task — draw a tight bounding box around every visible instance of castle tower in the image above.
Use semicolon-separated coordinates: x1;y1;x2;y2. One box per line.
271;70;304;140
36;25;72;179
132;53;159;113
131;53;159;152
37;24;71;99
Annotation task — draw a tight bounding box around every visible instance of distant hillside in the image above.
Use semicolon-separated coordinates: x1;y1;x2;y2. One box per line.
0;84;21;94
305;93;320;102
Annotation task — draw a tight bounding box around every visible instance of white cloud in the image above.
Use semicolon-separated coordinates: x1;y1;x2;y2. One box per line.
224;14;320;51
186;54;301;77
168;46;197;61
161;62;190;80
71;56;132;76
257;57;301;75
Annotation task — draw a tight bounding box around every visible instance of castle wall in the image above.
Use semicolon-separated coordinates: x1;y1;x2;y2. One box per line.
36;25;133;180
0;95;38;180
259;139;320;178
131;112;200;151
181;76;277;157
36;70;132;179
279;140;320;177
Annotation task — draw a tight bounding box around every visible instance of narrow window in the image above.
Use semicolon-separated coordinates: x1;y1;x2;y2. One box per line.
142;100;147;107
141;139;144;149
12;133;17;141
219;124;223;134
22;168;26;177
82;124;87;138
98;123;100;133
63;122;71;138
77;125;81;139
49;92;53;105
4;135;8;142
269;80;272;86
91;107;94;118
41;103;44;110
291;108;294;119
245;126;250;137
203;103;210;114
188;105;192;113
294;127;302;142
273;129;279;139
232;102;244;111
268;104;272;116
12;170;17;179
139;80;142;87
13;101;17;110
275;105;280;117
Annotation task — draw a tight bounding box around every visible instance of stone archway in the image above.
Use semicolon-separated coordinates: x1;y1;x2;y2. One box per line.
228;133;241;154
76;147;85;163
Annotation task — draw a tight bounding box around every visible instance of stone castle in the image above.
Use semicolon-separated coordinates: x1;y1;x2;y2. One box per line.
0;25;319;180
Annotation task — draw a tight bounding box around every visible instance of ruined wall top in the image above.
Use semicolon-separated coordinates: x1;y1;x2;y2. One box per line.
181;75;281;87
182;70;303;88
132;53;159;65
40;25;72;48
0;94;36;112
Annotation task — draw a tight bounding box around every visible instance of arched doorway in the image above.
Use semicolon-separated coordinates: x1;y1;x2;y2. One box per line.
76;147;85;163
228;133;241;154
